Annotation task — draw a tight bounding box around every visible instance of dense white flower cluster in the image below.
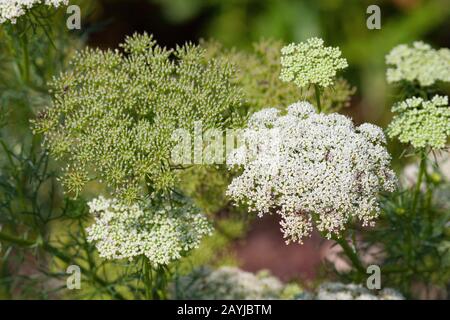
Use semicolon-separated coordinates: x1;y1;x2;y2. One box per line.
86;197;213;265
174;266;301;299
227;102;397;243
386;41;450;86
280;38;348;88
387;95;450;149
314;282;404;300
0;0;68;24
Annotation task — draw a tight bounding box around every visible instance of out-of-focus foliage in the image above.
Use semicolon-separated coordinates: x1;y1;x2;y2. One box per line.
178;166;233;214
0;1;99;299
362;181;450;298
0;3;83;141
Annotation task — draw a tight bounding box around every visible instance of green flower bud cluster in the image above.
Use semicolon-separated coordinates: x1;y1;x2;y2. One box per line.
86;196;213;264
279;37;348;88
388;95;450;149
386;41;450;87
32;33;242;201
201;39;354;114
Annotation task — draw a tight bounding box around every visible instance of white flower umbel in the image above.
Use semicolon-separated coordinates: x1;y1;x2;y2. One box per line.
227;102;397;243
0;0;68;24
386;41;450;87
315;282;404;300
86;197;213;265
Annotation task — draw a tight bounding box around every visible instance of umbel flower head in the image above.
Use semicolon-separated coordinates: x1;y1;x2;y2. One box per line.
315;282;404;300
201;39;355;114
32;33;242;202
388;95;450;149
86;196;213;264
227;102;397;243
174;266;297;300
279;37;348;88
386;41;450;87
0;0;68;24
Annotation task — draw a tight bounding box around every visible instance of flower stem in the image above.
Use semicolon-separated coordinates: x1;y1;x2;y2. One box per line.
411;151;426;216
143;257;153;300
20;33;30;84
314;85;322;113
0;230;35;247
333;235;365;274
141;259;168;300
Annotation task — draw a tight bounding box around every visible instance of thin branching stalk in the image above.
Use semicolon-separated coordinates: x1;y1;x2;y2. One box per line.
332;235;365;275
0;230;126;300
314;84;322;113
20;33;30;84
143;257;153;300
411;150;427;216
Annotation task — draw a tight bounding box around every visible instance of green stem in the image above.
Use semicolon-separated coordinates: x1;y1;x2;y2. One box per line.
0;139;29;216
141;259;168;300
143;257;153;300
4;30;22;82
0;231;35;247
333;235;365;274
423;168;433;230
20;33;30;84
155;266;168;300
314;85;322;113
411;152;426;216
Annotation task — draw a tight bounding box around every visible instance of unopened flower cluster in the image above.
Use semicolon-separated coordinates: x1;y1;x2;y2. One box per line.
386;41;450;87
32;33;241;201
280;38;348;88
202;39;355;114
174;266;301;299
0;0;68;24
388;95;450;149
227;102;396;243
312;282;404;300
86;197;213;265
